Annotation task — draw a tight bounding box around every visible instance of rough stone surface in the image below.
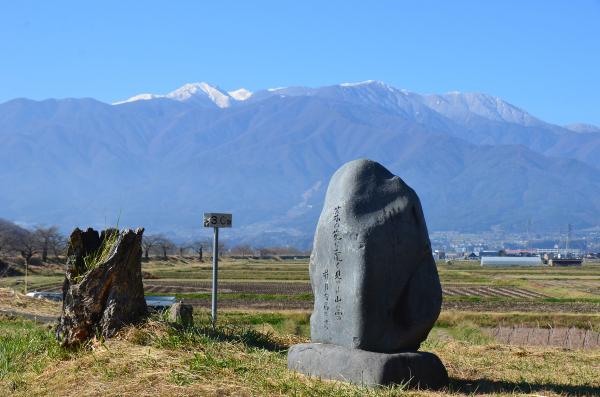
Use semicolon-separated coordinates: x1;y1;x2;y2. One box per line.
56;227;148;346
309;159;442;352
288;343;448;389
169;302;194;326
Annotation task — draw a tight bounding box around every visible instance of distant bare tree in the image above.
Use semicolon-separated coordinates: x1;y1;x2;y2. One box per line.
10;231;40;293
49;233;68;259
34;226;62;262
177;243;190;257
257;246;305;257
190;239;211;262
142;234;161;260
14;232;39;267
257;247;273;257
155;236;174;259
230;244;254;257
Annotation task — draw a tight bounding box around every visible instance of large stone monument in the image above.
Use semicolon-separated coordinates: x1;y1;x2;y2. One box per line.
288;159;448;389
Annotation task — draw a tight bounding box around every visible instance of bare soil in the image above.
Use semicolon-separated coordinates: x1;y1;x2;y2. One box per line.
443;300;600;313
443;285;547;299
0;288;61;317
183;298;312;310
144;280;312;295
144;282;549;300
484;326;600;349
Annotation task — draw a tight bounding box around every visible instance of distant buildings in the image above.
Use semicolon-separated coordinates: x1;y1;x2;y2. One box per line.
429;228;598;267
481;256;544;267
548;257;583;266
479;250;500;257
433;250;445;260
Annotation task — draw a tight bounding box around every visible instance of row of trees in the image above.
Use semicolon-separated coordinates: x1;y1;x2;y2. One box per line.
0;222;67;266
0;219;308;266
141;235;214;261
141;237;308;260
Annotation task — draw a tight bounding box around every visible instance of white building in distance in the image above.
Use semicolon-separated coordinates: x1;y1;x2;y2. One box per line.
480;256;544;267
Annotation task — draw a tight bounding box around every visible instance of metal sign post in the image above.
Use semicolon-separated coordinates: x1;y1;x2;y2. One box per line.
203;213;232;327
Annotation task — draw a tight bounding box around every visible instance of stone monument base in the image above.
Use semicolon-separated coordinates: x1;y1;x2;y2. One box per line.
288;343;448;389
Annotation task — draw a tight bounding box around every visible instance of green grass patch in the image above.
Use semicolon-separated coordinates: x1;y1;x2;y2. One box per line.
214;311;311;337
0;318;73;388
542;297;600;304
437;310;600;329
433;322;495;345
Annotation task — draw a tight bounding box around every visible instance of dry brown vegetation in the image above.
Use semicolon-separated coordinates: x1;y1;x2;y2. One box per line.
1;316;599;397
1;259;599;396
0;288;60;318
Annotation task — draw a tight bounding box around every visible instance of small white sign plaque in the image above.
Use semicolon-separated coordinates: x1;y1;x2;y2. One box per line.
203;213;232;228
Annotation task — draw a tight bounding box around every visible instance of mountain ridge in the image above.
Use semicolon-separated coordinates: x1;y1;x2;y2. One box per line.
1;81;600;246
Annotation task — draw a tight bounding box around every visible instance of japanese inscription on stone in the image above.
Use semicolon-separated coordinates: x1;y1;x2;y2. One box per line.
322;205;344;329
332;205;343;320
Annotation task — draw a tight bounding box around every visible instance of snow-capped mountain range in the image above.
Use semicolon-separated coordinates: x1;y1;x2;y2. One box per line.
113;82;253;108
115;79;540;125
1;80;600;246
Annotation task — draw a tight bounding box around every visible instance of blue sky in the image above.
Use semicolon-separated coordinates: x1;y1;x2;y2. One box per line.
1;1;599;125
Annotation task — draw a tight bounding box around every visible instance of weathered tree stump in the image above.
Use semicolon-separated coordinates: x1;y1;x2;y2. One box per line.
56;227;148;346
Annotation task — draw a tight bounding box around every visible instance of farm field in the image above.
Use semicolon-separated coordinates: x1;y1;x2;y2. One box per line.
2;258;599;310
1;257;599;396
2;258;600;314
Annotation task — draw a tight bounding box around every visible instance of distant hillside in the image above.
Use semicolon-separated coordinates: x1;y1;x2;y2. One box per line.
0;218;28;239
1;81;600;247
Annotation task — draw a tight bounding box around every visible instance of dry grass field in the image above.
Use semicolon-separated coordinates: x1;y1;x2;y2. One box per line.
0;257;599;396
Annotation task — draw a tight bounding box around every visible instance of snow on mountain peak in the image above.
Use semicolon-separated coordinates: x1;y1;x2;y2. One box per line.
113;82;255;108
422;91;539;126
112;93;162;105
228;88;253;101
165;82;231;108
112;81;541;128
565;123;600;134
165;82;206;101
339;80;389;88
